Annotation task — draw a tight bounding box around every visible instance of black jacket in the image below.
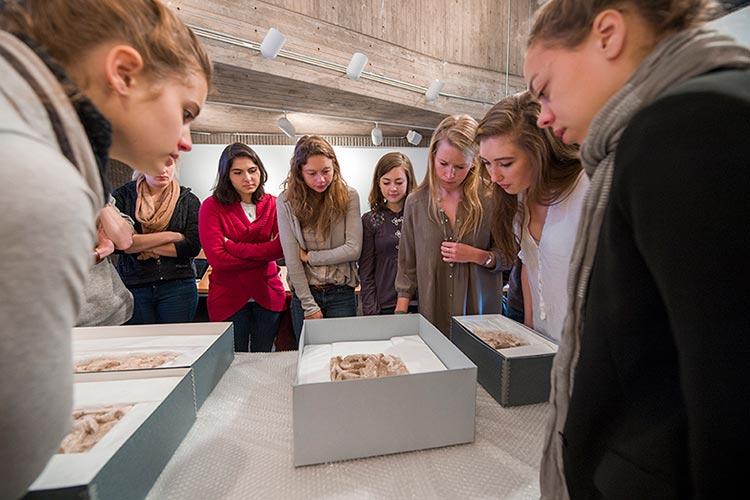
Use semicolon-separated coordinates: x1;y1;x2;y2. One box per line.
563;69;750;499
112;181;201;286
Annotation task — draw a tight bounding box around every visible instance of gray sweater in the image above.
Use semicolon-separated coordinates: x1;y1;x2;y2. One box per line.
0;32;98;498
276;186;362;316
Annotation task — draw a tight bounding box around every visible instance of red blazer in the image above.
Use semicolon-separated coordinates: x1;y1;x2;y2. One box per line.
199;194;286;320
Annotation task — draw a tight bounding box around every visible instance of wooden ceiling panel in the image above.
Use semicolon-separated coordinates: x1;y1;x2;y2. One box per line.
194;103;413;136
208;62;447;127
172;0;530;135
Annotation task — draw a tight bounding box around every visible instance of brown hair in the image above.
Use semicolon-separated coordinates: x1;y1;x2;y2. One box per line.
368;152;416;211
283;135;350;238
418;114;484;241
213;143;269;205
475;92;582;264
0;0;212;84
528;0;718;48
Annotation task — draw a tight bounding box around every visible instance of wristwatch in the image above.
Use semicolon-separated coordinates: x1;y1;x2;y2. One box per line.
483;252;494;268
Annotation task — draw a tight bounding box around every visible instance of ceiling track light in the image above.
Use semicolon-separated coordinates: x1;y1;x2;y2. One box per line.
406;130;423;146
346;52;369;80
370;123;383;146
425;79;444;102
260;28;286;59
277;111;296;138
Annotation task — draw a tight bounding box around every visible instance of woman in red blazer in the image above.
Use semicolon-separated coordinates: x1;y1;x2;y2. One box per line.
199;143;286;352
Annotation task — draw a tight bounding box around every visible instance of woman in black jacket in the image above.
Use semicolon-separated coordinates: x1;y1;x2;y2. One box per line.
524;1;750;498
113;162;201;323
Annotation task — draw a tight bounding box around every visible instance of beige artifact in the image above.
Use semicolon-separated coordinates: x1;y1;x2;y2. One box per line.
330;353;409;381
58;406;132;453
75;352;179;372
474;329;527;349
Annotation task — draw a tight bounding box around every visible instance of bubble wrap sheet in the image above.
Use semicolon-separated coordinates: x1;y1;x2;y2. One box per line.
146;353;550;499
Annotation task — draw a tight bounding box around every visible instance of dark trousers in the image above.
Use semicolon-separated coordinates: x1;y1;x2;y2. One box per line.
229;301;282;352
290;285;356;342
379;304;419;315
127;278;198;325
502;296;525;324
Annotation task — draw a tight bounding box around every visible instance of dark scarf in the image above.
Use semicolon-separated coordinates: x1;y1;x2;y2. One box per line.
15;33;112;198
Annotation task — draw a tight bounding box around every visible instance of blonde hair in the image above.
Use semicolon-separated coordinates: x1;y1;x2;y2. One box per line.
417;115;484;241
528;0;718;49
475;92;582;264
283;135;350;238
0;0;212;83
367;152;416;211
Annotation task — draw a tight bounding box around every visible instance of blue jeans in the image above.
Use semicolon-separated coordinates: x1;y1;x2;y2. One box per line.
502;296;525;323
229;301;281;352
291;285;357;342
127;278;198;325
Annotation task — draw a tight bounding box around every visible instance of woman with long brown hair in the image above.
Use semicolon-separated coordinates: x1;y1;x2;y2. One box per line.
0;0;211;496
476;91;588;341
524;0;750;497
359;152;417;315
276;135;362;341
395;115;507;336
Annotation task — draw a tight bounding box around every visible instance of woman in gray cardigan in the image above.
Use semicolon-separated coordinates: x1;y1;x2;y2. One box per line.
277;135;362;341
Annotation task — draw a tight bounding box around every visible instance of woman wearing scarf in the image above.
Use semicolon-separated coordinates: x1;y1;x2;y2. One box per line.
0;1;211;495
112;162;201;324
524;1;750;498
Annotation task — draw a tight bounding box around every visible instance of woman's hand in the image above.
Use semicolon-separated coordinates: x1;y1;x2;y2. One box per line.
299;248;309;263
394;297;411;314
440;242;486;265
305;310;323;320
93;226;115;262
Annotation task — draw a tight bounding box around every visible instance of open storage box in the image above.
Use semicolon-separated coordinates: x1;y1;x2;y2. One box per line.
26;368;195;500
72;322;234;408
293;314;477;466
451;314;558;407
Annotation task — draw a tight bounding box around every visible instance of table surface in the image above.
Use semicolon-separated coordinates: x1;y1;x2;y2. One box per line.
146;352;550;499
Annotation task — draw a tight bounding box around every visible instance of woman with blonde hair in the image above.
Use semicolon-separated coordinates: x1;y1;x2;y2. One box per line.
524;0;750;497
276;135;362;341
113;162;201;324
0;0;211;495
476;92;588;341
359;152;417;315
395;115;507;336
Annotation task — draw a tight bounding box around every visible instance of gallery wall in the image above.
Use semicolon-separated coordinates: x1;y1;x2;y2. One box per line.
178;145;429;214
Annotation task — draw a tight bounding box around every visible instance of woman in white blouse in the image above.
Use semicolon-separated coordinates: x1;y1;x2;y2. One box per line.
475;92;589;341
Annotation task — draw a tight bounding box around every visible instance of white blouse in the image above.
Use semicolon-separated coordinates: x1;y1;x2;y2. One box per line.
518;171;590;341
240;201;256;223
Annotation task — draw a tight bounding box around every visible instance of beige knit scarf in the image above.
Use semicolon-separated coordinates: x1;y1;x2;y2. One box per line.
135;176;179;260
540;28;750;499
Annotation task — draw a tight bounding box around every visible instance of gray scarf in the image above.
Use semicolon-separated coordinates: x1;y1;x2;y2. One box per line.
540;28;750;499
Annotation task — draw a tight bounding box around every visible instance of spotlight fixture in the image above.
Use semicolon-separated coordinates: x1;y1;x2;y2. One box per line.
346;52;368;80
370;123;383;146
425;79;444;102
277;112;295;138
260;28;286;59
406;130;423;146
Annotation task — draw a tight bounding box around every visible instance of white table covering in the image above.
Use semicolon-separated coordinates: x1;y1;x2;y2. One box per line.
146;352;550;499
